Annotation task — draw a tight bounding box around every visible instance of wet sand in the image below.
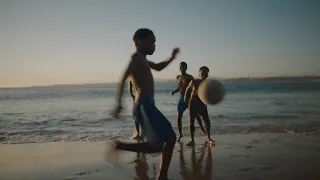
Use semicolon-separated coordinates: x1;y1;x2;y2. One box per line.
1;133;320;180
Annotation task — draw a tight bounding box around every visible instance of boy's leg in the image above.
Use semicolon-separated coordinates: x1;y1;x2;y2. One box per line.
115;141;163;153
131;118;141;139
135;118;140;135
158;132;176;179
177;112;183;141
195;114;206;134
187;107;196;146
116;99;176;180
105;140;163;166
177;97;186;141
199;107;214;144
115;133;176;179
147;107;176;179
131;106;141;139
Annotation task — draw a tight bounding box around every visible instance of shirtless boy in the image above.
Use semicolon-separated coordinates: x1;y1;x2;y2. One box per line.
171;62;205;141
184;66;214;146
111;28;178;180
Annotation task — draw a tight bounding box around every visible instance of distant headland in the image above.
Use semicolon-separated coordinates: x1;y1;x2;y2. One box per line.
220;75;320;82
156;75;320;83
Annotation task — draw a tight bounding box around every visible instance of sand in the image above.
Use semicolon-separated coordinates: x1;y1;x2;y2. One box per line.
1;133;320;180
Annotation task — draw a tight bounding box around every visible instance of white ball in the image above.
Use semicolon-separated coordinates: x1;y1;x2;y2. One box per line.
198;79;225;105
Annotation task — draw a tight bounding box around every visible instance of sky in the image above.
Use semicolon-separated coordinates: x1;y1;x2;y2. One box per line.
0;0;319;87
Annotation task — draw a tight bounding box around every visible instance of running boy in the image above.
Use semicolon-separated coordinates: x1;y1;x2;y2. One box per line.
184;66;214;146
111;28;178;180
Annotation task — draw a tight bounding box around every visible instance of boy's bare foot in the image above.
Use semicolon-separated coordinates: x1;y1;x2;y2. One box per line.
186;141;195;146
206;138;215;146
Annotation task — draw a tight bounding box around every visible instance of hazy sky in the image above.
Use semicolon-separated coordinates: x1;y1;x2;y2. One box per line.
1;0;319;87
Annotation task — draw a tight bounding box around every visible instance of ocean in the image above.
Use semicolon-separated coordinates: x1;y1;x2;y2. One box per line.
1;81;319;144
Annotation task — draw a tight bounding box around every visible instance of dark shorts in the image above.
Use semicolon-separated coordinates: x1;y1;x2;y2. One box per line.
177;89;192;113
177;96;187;113
189;98;209;121
135;97;174;146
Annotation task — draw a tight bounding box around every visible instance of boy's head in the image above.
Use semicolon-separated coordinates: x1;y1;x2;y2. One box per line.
199;66;209;79
179;62;187;73
133;28;156;55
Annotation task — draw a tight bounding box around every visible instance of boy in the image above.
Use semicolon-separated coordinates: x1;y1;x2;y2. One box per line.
171;62;206;141
184;66;214;146
110;28;179;180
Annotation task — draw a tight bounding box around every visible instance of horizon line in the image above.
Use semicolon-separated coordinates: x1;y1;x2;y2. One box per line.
0;75;319;89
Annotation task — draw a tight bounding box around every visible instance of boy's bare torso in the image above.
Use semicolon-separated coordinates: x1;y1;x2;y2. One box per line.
190;79;203;99
177;74;193;96
130;52;155;99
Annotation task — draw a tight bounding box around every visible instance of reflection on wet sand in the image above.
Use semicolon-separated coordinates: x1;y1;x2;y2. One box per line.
179;142;213;180
133;152;157;180
132;142;213;180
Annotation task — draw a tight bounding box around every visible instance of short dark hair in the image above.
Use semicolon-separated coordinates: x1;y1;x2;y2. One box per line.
180;62;187;67
133;28;154;43
199;66;209;72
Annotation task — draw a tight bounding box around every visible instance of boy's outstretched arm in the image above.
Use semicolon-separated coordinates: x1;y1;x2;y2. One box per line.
171;75;181;95
184;80;193;103
112;55;139;118
148;48;180;71
171;87;180;96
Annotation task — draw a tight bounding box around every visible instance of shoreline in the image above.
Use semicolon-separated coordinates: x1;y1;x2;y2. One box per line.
2;124;320;144
1;133;320;180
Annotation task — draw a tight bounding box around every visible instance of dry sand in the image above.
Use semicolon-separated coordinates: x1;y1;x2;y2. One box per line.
1;133;320;180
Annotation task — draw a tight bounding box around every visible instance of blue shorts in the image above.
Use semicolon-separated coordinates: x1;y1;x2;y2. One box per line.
177;96;187;113
135;97;174;146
